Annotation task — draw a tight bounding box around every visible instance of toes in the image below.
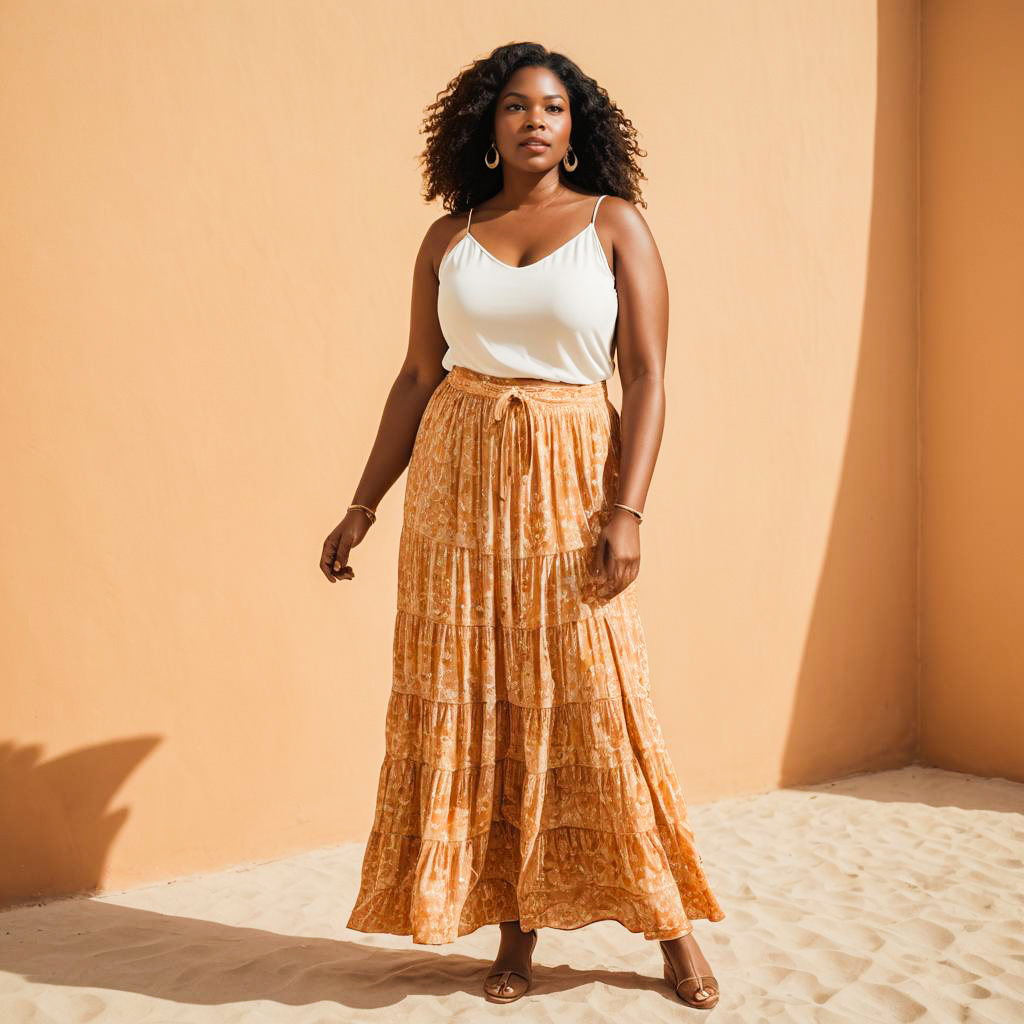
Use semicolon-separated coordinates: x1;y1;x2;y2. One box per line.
687;980;719;1002
485;971;526;997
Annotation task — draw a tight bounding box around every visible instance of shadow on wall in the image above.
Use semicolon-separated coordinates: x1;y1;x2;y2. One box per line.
777;2;917;787
0;737;163;908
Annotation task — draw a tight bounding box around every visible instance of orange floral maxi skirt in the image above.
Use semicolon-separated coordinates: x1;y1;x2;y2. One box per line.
345;364;726;945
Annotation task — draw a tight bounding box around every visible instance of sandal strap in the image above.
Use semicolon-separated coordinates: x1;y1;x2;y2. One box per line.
487;966;530;982
486;967;531;997
675;974;718;991
491;968;529;983
661;944;718;993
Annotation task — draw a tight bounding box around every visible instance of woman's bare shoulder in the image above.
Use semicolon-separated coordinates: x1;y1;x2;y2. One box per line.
598;195;648;230
419;210;471;275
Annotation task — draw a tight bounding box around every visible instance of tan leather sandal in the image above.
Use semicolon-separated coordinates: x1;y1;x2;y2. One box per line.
482;927;538;1003
660;936;720;1009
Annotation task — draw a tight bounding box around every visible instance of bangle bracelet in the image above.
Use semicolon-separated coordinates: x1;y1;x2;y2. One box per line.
613;502;643;523
348;503;377;525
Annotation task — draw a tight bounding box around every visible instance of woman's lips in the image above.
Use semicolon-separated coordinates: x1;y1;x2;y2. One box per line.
520;141;549;152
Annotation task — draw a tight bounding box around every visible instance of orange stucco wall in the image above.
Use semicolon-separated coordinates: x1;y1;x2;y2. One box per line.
918;2;1024;775
3;1;1012;909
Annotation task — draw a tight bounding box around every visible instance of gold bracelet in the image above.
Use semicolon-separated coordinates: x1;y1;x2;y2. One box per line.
612;502;643;523
348;503;377;525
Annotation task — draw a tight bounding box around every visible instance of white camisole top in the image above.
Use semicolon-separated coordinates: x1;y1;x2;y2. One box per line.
437;193;618;384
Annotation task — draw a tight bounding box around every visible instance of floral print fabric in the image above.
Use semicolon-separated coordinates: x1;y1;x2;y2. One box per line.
345;365;726;945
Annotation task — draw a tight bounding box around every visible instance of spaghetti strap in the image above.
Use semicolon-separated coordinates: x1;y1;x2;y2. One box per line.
591;194;607;225
466;207;474;237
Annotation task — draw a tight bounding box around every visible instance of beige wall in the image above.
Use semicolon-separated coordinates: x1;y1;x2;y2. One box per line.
919;2;1024;774
2;1;1007;909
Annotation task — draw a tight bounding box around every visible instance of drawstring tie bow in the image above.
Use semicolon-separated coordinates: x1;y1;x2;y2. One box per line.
493;385;537;502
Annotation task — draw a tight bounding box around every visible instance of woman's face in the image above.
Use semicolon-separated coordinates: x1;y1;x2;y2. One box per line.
492;65;571;172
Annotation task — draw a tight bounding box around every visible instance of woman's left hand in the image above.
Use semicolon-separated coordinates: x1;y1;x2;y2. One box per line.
588;509;641;599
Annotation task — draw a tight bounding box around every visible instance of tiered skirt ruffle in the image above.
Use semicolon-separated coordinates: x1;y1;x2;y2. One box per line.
345;366;726;944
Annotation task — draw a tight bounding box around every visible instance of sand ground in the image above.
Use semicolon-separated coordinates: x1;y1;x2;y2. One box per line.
1;765;1022;1023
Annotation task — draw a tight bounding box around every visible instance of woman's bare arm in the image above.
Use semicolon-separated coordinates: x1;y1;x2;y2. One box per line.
320;215;458;582
588;198;669;597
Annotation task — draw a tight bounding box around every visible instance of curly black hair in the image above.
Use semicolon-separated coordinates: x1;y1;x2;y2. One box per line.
419;42;648;215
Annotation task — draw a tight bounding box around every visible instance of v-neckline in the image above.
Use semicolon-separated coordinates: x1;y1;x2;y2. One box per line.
462;221;596;271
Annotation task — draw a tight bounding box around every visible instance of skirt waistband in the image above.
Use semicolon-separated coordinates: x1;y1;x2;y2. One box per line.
443;366;610;503
445;365;609;406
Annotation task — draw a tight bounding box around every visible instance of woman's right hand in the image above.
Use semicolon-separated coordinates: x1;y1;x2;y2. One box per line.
320;508;374;583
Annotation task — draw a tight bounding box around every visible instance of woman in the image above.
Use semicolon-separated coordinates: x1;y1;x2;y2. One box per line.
321;42;726;1008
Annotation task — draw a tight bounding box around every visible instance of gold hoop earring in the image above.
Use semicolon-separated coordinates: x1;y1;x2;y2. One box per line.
562;144;578;172
484;142;500;169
